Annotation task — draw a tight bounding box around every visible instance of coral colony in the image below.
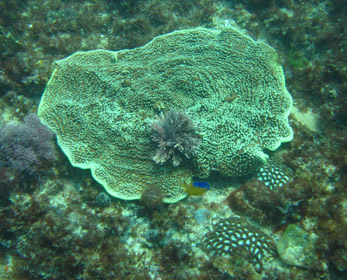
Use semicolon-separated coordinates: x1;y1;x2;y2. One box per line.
201;217;278;272
0;1;346;279
257;161;293;191
37;27;292;202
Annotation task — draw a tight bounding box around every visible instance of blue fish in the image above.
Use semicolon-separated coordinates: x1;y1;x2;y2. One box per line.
193;181;210;190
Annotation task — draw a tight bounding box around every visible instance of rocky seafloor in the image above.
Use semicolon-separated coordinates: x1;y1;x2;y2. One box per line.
0;1;346;279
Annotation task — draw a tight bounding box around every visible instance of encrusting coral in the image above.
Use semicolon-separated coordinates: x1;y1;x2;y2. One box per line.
151;108;200;166
38;27;293;203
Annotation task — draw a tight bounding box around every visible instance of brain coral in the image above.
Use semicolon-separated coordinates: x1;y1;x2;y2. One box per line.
38;27;293;203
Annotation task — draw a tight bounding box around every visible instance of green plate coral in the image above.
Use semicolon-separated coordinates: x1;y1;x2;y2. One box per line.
38;27;293;203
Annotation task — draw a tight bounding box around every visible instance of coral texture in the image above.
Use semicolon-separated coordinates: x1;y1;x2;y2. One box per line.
151;108;200;166
256;160;293;190
201;216;278;272
38;27;293;202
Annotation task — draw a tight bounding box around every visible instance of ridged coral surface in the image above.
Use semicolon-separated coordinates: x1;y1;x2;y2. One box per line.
38;27;293;202
201;217;278;272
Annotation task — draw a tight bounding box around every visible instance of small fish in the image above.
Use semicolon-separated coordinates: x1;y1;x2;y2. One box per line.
182;181;210;196
193;181;210;190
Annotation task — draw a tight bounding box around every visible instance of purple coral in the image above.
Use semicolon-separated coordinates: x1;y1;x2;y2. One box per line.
151;108;200;166
0;114;57;175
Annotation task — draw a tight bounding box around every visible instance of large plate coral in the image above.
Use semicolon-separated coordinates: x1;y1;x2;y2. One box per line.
38;27;293;203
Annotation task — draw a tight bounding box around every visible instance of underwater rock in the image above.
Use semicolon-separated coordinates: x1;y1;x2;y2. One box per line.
277;224;318;268
38;27;293;203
